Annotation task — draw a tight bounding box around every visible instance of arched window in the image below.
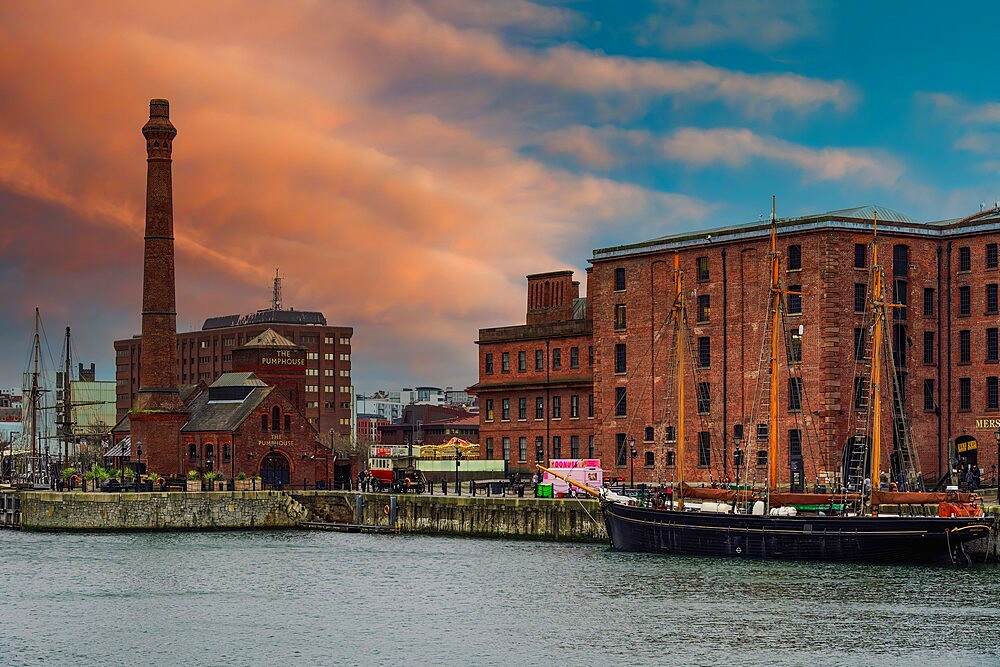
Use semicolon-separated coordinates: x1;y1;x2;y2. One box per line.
644;451;654;467
271;406;281;433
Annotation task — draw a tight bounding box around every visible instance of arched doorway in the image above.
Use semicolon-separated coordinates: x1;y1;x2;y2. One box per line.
260;450;290;489
955;435;978;467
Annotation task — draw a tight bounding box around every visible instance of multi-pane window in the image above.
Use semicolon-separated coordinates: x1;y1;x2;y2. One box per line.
588;393;594;418
501;352;510;372
501;398;510;420
923;331;934;364
614;304;627;330
615;343;627;374
552;348;561;370
696;256;710;282
959;246;971;272
787;244;801;271
697;382;710;414
502;437;510;461
485;399;494;421
987;284;998;314
644;426;654;441
570;435;580;458
988;328;999;363
616;433;627;466
485;353;494;374
552;396;562;419
892;280;907;320
923;378;935;411
697;295;711;322
535;397;544;419
788;429;802;458
892;245;909;277
988;377;999;411
570;347;579;368
892;324;907;367
698;337;711;368
666;450;676;466
486;438;494;459
787;329;802;363
959;286;971;316
535;349;544;371
959;377;971;411
614;267;626;291
534;436;543;461
923;288;935;316
988;243;999;270
588;346;594;366
854;243;867;269
960;330;971;364
756;423;768;441
756;449;768;466
787;285;802;314
518;351;526;372
614;387;627;417
518;437;527;462
518;397;527;420
788;377;802;411
588;435;595;458
854;328;865;361
570;394;579;418
697;432;711;466
666;426;677;442
854;283;867;312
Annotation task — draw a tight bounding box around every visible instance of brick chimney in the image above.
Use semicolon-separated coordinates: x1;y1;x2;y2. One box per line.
526;270;579;325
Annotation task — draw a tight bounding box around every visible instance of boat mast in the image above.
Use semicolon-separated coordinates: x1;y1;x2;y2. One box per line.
62;326;73;468
29;307;41;481
767;196;781;493
868;212;884;510
672;252;686;509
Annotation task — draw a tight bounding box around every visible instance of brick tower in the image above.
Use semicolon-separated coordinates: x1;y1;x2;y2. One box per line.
129;99;188;476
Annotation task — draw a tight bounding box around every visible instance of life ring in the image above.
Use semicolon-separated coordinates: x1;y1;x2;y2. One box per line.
383;504;390;516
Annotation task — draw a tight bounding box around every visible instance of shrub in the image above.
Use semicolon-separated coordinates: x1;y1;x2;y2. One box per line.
236;471;248;480
187;469;201;480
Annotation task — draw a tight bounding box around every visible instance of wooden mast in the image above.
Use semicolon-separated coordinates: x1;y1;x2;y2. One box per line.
768;196;781;493
673;252;686;509
868;211;884;512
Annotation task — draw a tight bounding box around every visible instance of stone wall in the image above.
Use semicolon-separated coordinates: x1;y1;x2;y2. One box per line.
19;491;310;531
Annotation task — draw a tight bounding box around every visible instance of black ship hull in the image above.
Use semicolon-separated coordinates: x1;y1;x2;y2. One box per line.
602;501;995;565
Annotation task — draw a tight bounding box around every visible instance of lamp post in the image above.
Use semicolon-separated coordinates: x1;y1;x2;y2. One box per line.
628;435;637;489
455;450;463;496
269;444;276;490
136;442;143;491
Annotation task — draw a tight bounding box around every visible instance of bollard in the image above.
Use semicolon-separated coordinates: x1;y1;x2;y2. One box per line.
355;494;363;525
389;496;398;528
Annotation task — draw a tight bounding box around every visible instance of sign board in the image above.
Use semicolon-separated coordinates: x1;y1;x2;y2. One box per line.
542;458;602;495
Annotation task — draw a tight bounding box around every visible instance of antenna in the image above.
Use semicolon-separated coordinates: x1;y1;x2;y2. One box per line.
271;268;282;311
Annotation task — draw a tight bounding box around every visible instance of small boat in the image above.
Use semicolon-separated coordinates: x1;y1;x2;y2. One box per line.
595;201;995;566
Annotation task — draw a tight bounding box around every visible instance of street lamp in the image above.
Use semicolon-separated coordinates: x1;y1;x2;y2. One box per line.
136;442;143;491
269;444;276;490
628;435;637;489
455;449;463;496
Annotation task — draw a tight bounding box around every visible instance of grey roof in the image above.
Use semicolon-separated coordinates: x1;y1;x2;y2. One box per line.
210;372;267;388
823;205;915;223
202;309;326;330
182;385;274;432
237;328;301;349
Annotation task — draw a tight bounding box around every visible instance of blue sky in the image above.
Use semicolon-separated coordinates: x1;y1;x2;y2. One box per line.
0;0;998;393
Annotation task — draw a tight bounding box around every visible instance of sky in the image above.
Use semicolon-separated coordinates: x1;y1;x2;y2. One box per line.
2;1;1000;394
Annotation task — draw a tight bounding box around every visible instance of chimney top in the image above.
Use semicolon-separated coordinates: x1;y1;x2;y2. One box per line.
149;99;170;118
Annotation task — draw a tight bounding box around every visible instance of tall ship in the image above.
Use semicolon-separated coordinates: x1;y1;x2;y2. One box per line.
596;201;995;565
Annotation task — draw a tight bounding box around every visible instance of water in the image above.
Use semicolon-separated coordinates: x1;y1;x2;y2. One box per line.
2;530;998;667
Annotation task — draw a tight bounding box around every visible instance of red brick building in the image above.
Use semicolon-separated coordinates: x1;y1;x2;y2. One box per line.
590;204;1000;488
470;271;595;478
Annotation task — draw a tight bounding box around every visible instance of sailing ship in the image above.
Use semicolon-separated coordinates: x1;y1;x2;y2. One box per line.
4;309;55;488
593;202;995;565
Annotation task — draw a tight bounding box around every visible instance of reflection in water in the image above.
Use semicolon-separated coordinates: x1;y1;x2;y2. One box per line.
2;530;997;666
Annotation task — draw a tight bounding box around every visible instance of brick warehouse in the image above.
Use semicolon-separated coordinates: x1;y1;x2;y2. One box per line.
474;205;1000;489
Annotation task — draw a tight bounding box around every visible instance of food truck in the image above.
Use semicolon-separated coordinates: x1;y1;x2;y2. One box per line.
541;458;602;497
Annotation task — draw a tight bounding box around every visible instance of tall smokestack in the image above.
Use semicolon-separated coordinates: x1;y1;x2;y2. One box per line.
136;99;183;411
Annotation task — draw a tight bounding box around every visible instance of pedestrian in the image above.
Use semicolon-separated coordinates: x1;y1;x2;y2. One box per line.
442;478;448;495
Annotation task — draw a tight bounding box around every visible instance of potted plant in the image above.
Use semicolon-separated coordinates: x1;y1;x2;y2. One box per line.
203;471;225;491
235;471;252;491
186;469;202;492
60;466;77;491
147;471;162;492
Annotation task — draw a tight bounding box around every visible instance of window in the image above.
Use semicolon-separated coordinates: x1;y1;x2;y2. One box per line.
698;432;711;467
518;350;526;372
666;450;676;466
892;324;907;367
959;286;971;316
588;435;595;458
570;395;579;418
615;343;627;374
892;245;909;277
787;329;802;364
588;346;594;366
614;387;627;417
854;376;867;410
518;397;527;420
306;369;318;376
502;437;511;461
787;285;802;314
518;437;527;462
271;406;281;432
733;423;744;443
923;288;934;317
616;433;627;466
485;353;494;374
960;330;971;364
787;244;801;271
644;451;654;467
501;352;510;373
854;328;865;362
307;352;318;360
323;353;334;361
988;243;999;270
988;328;999;363
756;449;768;466
923;331;934;364
570;347;579;369
223;444;231;463
644;426;654;441
697;295;711;322
959;377;971;411
854;283;867;313
756;423;768;441
552;396;561;419
486;438;494;459
501;398;510;420
305;385;318;393
698;337;711;368
788;377;802;411
788;429;802;458
570;436;580;458
552;348;561;370
697;382;710;414
987;284;998;314
988;377;999;411
339;353;350;362
696;256;709;282
614;267;626;291
535;437;544;462
854;243;867;269
892;280;907;320
485;399;494;421
959;246;971;272
535;350;544;371
923;378;935;411
552;436;561;459
614;304;627;330
665;425;677;442
588;394;594;418
189;444;197;460
535;397;544;419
